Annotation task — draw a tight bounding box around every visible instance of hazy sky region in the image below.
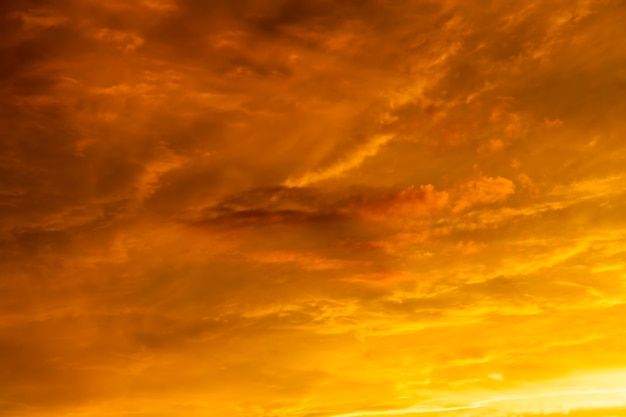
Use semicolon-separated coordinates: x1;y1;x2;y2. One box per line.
2;1;626;416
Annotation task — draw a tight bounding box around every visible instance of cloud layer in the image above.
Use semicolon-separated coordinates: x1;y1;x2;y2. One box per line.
2;0;626;416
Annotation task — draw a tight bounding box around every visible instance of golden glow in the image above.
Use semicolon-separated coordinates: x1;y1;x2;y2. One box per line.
2;0;626;416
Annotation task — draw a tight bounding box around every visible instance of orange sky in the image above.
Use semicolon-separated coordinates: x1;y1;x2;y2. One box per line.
2;0;626;416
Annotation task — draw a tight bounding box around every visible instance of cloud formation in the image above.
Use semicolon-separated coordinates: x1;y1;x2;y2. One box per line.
2;0;626;416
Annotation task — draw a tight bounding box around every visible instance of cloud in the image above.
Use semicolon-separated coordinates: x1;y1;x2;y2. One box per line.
453;175;516;213
2;0;626;416
284;134;396;187
356;184;450;220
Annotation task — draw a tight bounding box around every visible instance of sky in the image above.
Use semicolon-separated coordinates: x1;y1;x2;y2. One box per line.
2;0;626;416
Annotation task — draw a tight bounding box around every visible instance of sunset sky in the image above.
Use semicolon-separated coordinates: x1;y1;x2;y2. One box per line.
2;0;626;416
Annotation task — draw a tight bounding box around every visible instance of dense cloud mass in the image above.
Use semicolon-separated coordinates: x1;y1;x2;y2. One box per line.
2;0;626;416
